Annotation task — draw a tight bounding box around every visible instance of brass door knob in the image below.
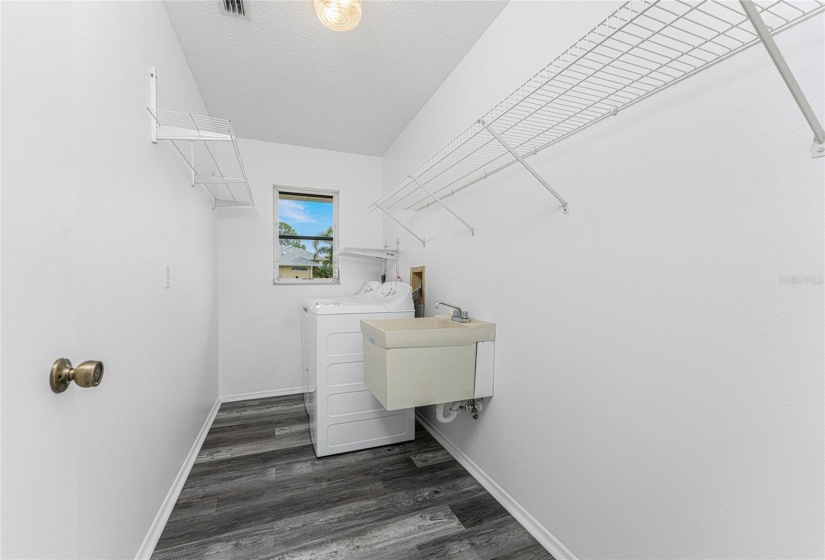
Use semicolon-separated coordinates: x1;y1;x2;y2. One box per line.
50;358;104;393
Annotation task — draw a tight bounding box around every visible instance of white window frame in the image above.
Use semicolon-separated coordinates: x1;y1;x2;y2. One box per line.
274;185;339;285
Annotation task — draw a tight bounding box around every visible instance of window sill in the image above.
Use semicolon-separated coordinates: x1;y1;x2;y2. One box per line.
274;278;341;285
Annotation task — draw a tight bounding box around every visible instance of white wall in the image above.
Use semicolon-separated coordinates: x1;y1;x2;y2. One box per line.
382;3;825;559
1;3;78;558
2;2;220;558
72;3;220;557
217;139;383;398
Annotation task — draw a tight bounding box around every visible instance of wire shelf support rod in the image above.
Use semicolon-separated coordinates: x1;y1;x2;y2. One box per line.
739;0;825;158
480;119;569;214
374;205;426;247
410;177;475;235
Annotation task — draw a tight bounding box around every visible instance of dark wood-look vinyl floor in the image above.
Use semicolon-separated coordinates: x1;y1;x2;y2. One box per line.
152;395;552;560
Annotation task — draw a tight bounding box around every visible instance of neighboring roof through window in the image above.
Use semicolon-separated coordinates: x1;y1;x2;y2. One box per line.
279;245;321;268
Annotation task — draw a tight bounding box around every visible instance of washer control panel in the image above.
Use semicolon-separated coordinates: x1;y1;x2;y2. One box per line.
372;282;413;309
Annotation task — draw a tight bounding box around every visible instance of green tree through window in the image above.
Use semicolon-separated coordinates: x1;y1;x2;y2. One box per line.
278;221;306;250
312;226;334;278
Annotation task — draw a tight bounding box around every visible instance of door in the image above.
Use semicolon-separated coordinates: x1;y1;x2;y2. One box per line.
1;3;78;558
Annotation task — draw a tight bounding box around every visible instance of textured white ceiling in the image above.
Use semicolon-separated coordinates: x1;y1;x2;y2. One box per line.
164;1;508;156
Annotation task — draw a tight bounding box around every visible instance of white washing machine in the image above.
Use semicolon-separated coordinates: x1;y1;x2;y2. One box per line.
302;281;415;457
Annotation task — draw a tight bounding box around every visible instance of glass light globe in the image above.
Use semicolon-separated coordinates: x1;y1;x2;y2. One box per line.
314;0;362;32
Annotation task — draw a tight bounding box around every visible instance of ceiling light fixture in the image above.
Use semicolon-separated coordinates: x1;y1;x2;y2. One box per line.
314;0;362;32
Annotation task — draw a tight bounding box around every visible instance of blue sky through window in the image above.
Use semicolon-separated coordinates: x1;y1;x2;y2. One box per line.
279;198;333;237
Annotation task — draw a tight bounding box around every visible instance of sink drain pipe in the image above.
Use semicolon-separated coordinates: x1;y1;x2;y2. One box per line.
435;401;463;423
435;399;485;423
435;402;459;423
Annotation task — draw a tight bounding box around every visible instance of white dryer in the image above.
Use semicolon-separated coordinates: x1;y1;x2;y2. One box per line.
302;282;415;457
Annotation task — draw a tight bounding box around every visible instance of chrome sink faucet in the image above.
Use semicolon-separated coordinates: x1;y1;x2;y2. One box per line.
435;301;470;323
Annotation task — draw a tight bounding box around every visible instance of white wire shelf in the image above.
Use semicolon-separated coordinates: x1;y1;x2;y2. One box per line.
148;68;255;209
371;0;825;224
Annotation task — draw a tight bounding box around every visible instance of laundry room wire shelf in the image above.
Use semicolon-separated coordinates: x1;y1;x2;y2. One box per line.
148;109;254;209
148;66;255;210
370;0;825;220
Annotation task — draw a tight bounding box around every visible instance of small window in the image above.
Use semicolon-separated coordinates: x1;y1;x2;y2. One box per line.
274;186;339;284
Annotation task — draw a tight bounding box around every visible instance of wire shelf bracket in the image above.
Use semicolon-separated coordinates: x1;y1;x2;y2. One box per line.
371;0;825;241
480;119;570;214
374;206;426;248
739;0;825;158
410;177;475;235
148;66;256;209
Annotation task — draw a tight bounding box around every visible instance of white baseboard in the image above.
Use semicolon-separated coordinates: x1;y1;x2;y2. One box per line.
135;398;221;560
415;412;578;560
219;386;308;403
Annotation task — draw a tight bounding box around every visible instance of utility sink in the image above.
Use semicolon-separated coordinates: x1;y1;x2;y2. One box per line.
361;315;496;410
362;315;495;348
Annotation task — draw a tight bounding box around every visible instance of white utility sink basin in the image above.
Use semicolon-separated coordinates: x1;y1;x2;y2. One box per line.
361;315;496;410
362;315;495;348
